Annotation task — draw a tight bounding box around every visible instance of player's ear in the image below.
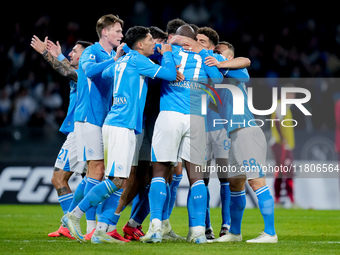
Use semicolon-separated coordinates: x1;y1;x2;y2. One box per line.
102;28;107;38
136;41;143;50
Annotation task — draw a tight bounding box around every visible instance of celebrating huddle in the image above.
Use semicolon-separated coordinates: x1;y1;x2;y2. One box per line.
31;14;277;245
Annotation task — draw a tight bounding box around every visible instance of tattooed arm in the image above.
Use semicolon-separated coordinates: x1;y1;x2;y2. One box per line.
31;35;77;82
41;49;78;82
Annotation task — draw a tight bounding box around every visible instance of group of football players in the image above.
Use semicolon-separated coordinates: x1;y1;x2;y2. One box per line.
31;14;278;244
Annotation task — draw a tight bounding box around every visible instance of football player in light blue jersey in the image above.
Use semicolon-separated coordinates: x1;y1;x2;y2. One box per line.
31;36;91;238
61;14;125;241
143;24;223;244
62;26;177;244
196;28;252;239
206;42;278;243
170;27;252;240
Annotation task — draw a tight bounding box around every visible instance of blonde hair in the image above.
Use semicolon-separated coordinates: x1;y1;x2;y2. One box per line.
96;14;124;39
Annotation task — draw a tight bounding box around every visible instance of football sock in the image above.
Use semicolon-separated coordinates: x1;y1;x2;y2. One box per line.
86;220;96;234
187;188;195;227
68;176;87;212
162;183;170;221
286;178;295;203
131;185;150;224
107;224;117;232
229;190;246;235
190;180;207;227
97;189;122;227
256;185;276;236
274;177;282;203
205;185;211;229
168;173;182;215
149;177;166;221
84;177;101;223
96;222;108;231
58;193;73;215
128;218;140;228
220;182;231;226
78;179;118;213
130;193;140;219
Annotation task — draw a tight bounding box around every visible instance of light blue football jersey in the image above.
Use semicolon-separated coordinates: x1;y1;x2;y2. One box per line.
216;68;255;136
159;45;223;116
59;69;79;135
74;42;116;127
103;50;176;134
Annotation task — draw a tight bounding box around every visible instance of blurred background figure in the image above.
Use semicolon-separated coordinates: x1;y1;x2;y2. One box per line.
270;83;296;208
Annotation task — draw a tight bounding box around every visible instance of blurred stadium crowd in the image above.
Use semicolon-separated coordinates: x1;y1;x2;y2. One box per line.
0;0;339;130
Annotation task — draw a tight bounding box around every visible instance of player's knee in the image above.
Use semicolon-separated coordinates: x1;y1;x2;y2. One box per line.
228;177;246;192
51;168;63;188
88;160;105;180
152;162;170;177
248;177;267;192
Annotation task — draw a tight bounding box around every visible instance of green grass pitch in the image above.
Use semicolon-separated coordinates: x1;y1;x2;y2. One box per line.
0;205;339;254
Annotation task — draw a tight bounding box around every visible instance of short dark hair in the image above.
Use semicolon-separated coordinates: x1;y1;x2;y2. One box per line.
189;24;199;34
149;26;167;40
197;27;219;46
75;40;93;49
218;41;235;54
125;26;150;50
166;18;186;35
96;14;124;39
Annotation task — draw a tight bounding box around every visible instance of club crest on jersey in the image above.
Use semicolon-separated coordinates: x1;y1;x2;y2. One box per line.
116;164;123;172
89;54;96;60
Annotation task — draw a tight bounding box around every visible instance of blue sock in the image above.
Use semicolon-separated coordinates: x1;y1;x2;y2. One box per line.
98;189;122;225
132;185;150;224
256;185;276;236
220;182;231;226
130;194;140;218
229;190;246;235
68;176;87;212
190;180;207;227
58;193;73;215
84;177;101;221
169;174;182;215
187;188;195;227
78;179;117;213
205;185;211;229
162;184;170;220
149;177;166;221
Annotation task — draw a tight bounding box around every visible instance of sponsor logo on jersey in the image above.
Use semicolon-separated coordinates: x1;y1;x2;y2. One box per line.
113;97;127;104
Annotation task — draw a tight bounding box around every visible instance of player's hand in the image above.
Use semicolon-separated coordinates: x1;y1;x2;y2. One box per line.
30;35;47;54
159;43;172;55
114;42;126;61
175;64;185;82
46;40;62;58
205;56;220;67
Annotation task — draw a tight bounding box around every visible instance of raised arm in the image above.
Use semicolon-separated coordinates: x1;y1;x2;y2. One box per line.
198;49;224;84
81;50;115;79
205;56;251;69
154;44;177;81
31;35;77;82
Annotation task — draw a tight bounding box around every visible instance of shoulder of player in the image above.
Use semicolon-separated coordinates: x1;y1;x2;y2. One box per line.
79;44;98;61
132;51;155;66
212;52;226;61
